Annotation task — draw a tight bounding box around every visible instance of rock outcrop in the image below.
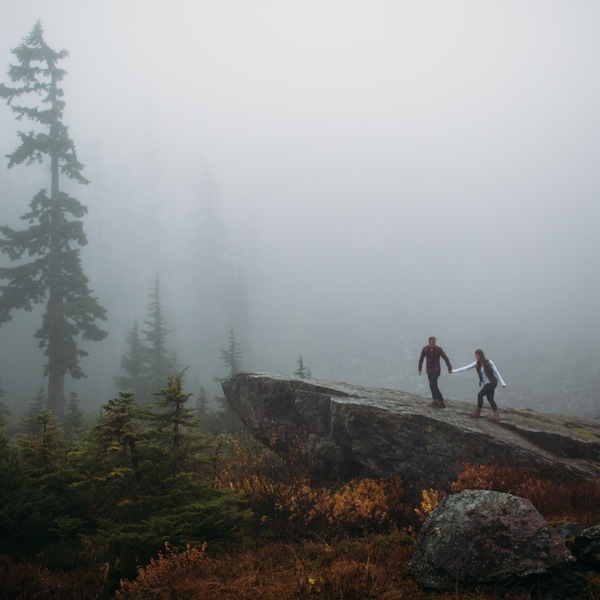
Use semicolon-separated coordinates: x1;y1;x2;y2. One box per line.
571;525;600;569
222;372;600;496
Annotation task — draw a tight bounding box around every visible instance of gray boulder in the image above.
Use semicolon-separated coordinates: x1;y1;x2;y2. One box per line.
222;372;600;497
571;525;600;568
408;489;574;590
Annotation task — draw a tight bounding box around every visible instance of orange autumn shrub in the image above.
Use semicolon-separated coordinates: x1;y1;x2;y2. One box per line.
449;464;600;526
116;542;207;600
116;537;426;600
216;434;408;535
449;464;540;495
414;487;446;522
330;479;390;524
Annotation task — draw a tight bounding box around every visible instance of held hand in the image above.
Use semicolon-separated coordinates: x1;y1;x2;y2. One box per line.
448;369;452;374
418;371;421;376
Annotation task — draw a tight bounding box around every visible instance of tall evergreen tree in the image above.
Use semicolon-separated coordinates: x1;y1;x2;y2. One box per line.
187;158;252;388
114;318;146;398
114;279;178;405
0;22;107;418
195;384;208;418
0;379;10;428
141;277;177;401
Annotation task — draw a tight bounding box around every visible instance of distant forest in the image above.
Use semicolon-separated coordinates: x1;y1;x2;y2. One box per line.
0;21;598;432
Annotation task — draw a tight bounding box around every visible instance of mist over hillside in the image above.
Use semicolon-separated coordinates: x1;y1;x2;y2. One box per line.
0;1;599;419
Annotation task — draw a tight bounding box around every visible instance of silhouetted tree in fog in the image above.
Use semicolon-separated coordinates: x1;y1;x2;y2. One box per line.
24;385;46;434
294;355;311;379
115;278;178;404
63;391;85;440
0;379;9;427
219;327;243;378
114;319;146;398
191;159;228;338
0;22;107;418
195;384;208;418
141;277;178;402
19;409;63;470
187;159;252;386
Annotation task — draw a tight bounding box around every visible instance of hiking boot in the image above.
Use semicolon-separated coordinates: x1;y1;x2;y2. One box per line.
437;402;446;409
429;401;439;408
469;408;481;418
488;411;500;423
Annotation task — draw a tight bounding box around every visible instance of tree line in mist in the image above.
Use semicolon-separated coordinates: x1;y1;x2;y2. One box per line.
0;21;268;422
0;21;598;424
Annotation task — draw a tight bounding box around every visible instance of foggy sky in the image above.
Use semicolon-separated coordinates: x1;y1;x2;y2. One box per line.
1;1;600;415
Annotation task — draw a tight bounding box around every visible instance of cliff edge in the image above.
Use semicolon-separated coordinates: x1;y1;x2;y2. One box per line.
222;372;600;495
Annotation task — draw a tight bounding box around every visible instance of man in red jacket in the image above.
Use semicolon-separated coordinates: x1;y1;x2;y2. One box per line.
418;336;453;408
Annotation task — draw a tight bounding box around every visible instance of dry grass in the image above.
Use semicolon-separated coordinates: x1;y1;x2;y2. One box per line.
7;436;600;600
115;532;600;600
114;458;600;600
116;534;445;600
0;555;98;600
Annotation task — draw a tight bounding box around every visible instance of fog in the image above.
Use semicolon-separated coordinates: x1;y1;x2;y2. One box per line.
1;1;599;417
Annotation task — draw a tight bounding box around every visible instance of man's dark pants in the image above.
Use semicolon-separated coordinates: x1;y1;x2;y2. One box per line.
427;370;444;403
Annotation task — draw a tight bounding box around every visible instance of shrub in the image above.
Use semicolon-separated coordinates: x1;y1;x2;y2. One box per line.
116;542;207;599
116;536;425;600
217;433;408;537
414;487;446;522
0;555;95;599
449;464;600;526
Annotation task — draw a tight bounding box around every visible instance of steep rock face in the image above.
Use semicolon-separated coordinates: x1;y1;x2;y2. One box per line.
222;372;600;495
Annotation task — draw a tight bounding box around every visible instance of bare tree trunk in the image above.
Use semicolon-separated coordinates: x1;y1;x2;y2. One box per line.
47;100;64;419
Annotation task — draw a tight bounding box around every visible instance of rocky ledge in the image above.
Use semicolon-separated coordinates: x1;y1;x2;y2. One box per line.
222;372;600;496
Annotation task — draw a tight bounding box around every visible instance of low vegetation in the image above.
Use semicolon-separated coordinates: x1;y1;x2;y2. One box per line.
1;388;600;599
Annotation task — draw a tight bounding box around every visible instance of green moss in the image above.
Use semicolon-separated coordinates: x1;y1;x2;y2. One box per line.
564;425;598;439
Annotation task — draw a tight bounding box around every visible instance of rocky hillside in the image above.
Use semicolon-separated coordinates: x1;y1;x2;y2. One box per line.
222;372;600;497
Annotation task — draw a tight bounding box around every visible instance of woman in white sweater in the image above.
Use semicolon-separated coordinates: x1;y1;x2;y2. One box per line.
452;349;506;422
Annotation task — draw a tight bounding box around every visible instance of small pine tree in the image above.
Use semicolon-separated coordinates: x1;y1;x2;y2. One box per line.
219;327;243;379
18;409;64;470
151;371;202;475
23;385;46;435
114;319;147;398
63;391;84;440
82;392;151;523
93;392;145;471
294;355;312;379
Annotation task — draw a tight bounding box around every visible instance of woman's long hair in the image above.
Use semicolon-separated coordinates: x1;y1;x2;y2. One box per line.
475;349;493;378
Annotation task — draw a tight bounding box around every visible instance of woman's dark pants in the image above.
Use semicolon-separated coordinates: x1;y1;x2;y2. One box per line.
477;383;498;411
